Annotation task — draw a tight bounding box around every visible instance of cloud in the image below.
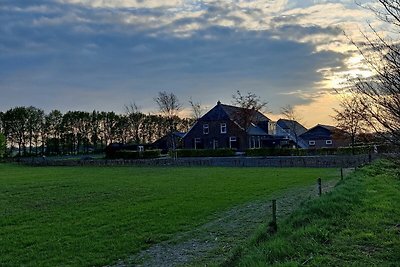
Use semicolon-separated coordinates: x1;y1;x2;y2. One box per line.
0;0;379;126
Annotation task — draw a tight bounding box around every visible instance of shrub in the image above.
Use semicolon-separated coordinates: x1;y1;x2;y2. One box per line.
175;149;235;157
107;150;161;159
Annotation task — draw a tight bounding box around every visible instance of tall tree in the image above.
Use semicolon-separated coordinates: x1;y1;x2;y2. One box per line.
0;133;6;158
44;110;63;155
154;91;182;155
26;106;44;155
349;0;400;146
188;97;204;120
231;90;268;130
334;95;371;154
125;103;145;144
3;107;29;156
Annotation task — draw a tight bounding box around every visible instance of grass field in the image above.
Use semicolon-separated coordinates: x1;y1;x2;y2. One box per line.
0;164;338;266
232;160;400;266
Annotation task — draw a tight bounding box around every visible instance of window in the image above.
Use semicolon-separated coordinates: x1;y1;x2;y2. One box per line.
229;136;237;149
220;123;227;134
309;140;316;146
194;138;201;149
212;139;219;149
326;140;333;145
203;124;209;134
249;136;261;149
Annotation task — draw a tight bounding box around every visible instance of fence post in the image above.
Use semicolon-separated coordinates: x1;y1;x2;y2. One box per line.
341;168;343;180
268;199;278;234
317;178;322;196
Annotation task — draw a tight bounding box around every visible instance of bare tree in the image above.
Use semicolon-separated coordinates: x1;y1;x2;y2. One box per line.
333;94;371;154
231;90;268;130
154;91;182;156
188;97;204;120
154;91;182;118
349;1;400;146
125;102;144;144
280;105;304;149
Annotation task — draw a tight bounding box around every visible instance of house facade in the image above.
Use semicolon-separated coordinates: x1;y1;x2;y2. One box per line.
183;101;275;151
300;124;349;148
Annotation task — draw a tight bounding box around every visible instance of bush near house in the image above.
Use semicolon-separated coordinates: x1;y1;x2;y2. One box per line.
106;150;161;159
175;149;236;157
246;145;383;157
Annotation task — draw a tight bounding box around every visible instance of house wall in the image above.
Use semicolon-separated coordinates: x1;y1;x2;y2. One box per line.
183;119;248;150
300;126;348;148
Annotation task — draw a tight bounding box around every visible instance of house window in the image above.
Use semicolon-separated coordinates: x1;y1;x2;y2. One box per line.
212;139;219;149
203;124;209;134
194;138;201;149
249;136;261;149
229;136;237;149
220;123;227;134
326;140;333;145
309;140;316;146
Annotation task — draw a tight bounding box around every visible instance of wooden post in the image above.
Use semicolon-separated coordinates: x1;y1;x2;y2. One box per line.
317;178;322;196
268;199;278;234
341;168;343;180
272;199;277;225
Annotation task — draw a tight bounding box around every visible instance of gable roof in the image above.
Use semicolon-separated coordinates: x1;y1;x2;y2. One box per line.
300;124;340;138
277;119;307;135
201;102;270;125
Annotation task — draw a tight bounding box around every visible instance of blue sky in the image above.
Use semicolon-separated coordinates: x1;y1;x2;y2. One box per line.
0;0;380;126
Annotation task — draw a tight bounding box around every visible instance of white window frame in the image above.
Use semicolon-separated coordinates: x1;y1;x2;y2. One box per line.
326;140;333;145
194;138;201;149
203;124;209;135
220;123;227;134
309;140;316;146
229;136;237;149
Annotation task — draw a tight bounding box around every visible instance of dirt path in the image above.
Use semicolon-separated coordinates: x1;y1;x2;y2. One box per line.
112;179;340;267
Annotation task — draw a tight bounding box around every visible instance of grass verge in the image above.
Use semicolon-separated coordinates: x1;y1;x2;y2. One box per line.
0;164;338;266
231;160;400;266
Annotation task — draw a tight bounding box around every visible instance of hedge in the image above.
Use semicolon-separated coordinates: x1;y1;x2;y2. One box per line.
107;150;161;159
246;145;377;157
174;149;236;157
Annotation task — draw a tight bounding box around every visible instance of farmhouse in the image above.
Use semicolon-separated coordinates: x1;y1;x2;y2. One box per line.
182;102;350;151
299;124;349;148
183;101;298;151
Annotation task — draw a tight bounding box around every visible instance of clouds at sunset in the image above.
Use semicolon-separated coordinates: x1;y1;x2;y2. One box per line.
0;0;382;126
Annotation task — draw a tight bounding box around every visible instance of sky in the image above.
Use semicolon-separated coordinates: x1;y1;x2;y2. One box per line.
0;0;384;127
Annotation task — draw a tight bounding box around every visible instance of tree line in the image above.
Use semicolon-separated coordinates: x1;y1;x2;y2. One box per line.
0;105;193;156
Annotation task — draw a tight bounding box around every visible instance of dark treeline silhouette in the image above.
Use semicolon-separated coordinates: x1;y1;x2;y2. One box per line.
0;106;193;156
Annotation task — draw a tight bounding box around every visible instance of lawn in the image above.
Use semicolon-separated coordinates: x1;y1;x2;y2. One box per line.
0;164;338;266
232;160;400;266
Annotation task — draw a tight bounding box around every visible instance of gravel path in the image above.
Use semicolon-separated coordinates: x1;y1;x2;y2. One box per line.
111;179;339;267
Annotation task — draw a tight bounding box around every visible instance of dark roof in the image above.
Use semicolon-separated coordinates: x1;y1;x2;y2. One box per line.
247;123;269;136
317;124;338;132
201;102;270;125
299;124;341;139
173;131;186;138
306;124;338;133
277;119;307;135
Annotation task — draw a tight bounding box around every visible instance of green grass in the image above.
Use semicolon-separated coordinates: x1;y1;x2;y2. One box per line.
0;164;338;266
233;160;400;266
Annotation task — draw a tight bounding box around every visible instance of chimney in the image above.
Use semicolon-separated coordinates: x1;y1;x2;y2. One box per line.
217;100;221;105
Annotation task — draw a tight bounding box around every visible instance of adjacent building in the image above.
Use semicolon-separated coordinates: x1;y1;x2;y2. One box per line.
299;124;349;148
